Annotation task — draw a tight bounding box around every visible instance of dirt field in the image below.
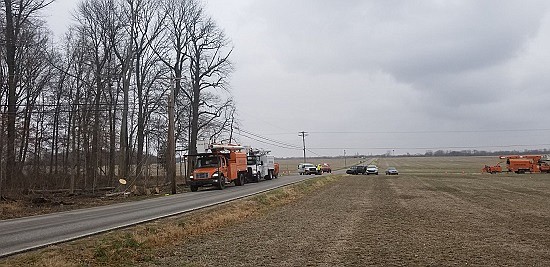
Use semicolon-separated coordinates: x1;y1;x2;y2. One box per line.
148;156;550;266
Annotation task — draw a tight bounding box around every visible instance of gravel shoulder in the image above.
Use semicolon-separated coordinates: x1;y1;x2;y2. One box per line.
149;172;550;266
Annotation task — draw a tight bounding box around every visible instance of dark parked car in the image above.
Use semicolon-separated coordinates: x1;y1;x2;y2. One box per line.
346;166;359;175
385;167;399;175
347;166;366;175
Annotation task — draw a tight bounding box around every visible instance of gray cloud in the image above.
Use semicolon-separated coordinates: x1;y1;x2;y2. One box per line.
164;1;550;156
46;0;550;157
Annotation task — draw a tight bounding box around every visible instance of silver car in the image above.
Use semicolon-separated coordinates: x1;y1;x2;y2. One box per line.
385;167;399;175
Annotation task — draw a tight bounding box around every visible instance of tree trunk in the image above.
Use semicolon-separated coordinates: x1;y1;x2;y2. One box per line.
90;64;103;192
119;57;131;181
4;0;17;188
108;82;116;185
135;55;145;183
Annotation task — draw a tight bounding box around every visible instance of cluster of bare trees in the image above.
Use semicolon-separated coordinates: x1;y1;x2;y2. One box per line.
0;0;236;196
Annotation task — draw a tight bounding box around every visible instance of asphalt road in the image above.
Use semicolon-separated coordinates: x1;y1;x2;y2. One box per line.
0;172;337;257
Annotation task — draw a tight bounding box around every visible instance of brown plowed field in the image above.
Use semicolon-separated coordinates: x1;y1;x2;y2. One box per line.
152;157;550;266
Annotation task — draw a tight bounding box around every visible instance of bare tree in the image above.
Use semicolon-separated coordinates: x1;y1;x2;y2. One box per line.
112;0;136;181
184;3;233;175
75;0;119;191
130;0;166;182
2;0;53;189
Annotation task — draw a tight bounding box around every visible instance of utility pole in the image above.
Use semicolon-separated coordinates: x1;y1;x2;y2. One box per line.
344;149;346;167
299;131;308;163
167;77;176;194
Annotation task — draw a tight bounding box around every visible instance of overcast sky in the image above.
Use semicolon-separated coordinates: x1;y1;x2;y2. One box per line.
46;0;550;158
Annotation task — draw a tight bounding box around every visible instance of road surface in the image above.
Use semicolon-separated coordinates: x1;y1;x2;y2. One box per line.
0;172;338;257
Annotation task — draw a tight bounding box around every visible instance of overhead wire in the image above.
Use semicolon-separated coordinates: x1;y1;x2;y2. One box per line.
235;127;302;149
206;118;302;150
236;130;301;150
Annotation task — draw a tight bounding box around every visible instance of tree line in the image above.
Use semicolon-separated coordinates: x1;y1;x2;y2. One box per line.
0;0;236;196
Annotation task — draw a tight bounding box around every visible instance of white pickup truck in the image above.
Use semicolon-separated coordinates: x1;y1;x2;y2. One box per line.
298;163;319;175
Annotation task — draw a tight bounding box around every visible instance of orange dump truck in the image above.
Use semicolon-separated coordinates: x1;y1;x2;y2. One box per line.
189;144;248;192
499;155;550;174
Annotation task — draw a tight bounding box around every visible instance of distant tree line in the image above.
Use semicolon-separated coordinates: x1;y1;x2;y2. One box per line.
0;0;236;196
421;149;550;157
280;148;550;161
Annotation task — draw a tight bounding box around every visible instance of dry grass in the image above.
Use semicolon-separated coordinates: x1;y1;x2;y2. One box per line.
0;174;342;267
0;201;23;218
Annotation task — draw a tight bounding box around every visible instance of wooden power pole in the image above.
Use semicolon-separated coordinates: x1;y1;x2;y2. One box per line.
299;131;308;163
168;78;176;194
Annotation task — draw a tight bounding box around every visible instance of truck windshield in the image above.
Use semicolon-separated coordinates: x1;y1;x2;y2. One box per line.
247;156;257;165
196;157;219;168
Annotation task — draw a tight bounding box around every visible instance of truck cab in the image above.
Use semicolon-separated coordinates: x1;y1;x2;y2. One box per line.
189;145;247;191
190;154;228;191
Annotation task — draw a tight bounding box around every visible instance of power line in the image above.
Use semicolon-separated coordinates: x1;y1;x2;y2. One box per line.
236;127;302;149
306;148;322;157
206;118;302;150
236;131;301;150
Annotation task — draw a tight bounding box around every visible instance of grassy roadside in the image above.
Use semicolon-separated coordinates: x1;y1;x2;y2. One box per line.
0;174;343;267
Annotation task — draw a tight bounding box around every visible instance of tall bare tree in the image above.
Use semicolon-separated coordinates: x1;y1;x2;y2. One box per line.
75;0;119;190
184;3;233;175
130;0;166;182
2;0;53;188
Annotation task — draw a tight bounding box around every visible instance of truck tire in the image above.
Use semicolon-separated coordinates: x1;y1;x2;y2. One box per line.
190;185;198;192
265;170;273;180
254;173;260;183
218;175;226;190
235;173;245;186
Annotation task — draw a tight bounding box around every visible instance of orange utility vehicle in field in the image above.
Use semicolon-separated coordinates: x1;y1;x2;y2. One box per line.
482;164;503;174
189;144;248;192
498;155;550;174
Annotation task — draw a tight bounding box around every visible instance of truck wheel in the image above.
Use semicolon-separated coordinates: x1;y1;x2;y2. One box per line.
190;185;198;192
266;170;273;180
235;173;245;186
254;173;260;183
218;176;226;190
